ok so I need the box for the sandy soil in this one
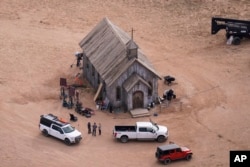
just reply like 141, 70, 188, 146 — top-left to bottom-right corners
0, 0, 250, 167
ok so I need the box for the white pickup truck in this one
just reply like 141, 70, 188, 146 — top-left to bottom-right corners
113, 121, 168, 143
39, 114, 82, 145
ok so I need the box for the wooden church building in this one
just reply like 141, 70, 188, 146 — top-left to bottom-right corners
79, 17, 161, 111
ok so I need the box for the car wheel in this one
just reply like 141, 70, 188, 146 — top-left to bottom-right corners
64, 138, 71, 146
186, 154, 192, 161
120, 135, 128, 143
232, 36, 241, 45
164, 158, 171, 165
42, 129, 49, 137
157, 135, 166, 143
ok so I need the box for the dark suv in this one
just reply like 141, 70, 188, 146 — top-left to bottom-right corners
155, 143, 193, 165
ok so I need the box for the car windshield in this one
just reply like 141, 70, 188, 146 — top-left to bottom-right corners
152, 123, 159, 131
62, 125, 75, 133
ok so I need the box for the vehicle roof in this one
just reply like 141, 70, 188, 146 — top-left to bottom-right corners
136, 122, 153, 126
157, 144, 180, 151
41, 114, 69, 127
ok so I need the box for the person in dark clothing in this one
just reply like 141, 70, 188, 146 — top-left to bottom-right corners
109, 103, 113, 113
76, 52, 83, 67
87, 122, 91, 134
60, 87, 65, 100
75, 90, 79, 103
98, 123, 101, 135
92, 122, 97, 136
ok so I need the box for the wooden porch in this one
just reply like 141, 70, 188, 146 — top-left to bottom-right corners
130, 108, 150, 118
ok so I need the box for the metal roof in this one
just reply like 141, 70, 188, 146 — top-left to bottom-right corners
79, 17, 161, 87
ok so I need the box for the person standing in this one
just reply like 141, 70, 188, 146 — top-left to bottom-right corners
87, 122, 91, 134
109, 103, 113, 113
92, 122, 97, 136
98, 123, 101, 135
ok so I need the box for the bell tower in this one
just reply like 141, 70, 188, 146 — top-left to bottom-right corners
127, 28, 138, 59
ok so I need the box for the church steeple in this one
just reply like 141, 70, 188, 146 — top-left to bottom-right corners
127, 28, 138, 59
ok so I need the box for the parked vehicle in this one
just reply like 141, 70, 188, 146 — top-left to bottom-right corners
211, 17, 250, 45
155, 143, 193, 165
113, 121, 168, 143
39, 113, 82, 145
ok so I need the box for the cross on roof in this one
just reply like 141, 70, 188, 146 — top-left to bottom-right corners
131, 28, 135, 40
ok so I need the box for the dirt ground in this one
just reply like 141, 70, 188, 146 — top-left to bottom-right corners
0, 0, 250, 167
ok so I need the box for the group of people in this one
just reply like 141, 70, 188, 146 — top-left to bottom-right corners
87, 122, 101, 136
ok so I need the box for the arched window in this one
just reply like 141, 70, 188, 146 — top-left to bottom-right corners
148, 81, 152, 96
116, 86, 121, 101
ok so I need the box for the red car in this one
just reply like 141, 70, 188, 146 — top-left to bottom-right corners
155, 143, 193, 165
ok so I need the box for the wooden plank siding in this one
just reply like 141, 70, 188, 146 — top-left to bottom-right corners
79, 17, 161, 111
105, 62, 158, 110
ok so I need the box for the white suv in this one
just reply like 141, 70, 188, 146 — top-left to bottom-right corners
39, 114, 82, 145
